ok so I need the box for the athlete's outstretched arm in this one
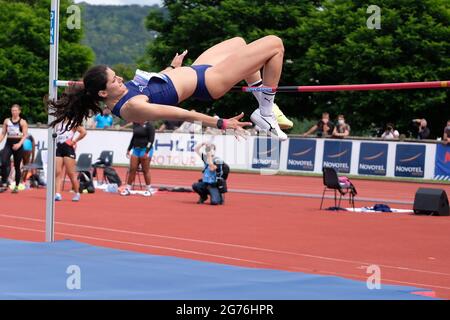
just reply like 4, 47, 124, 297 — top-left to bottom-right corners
120, 100, 252, 136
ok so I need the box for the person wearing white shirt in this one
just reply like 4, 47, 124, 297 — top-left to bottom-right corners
381, 123, 399, 140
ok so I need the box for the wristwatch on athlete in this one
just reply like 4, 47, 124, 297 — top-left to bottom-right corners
216, 118, 224, 129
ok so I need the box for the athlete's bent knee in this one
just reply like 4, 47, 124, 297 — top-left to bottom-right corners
231, 36, 246, 46
265, 35, 284, 52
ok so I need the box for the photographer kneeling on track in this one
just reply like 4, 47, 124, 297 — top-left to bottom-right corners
192, 142, 229, 205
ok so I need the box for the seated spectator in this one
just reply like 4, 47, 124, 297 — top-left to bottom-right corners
332, 114, 350, 139
412, 118, 430, 140
245, 127, 259, 136
94, 108, 113, 129
192, 142, 224, 205
82, 111, 96, 129
381, 123, 400, 140
157, 120, 183, 132
302, 112, 334, 137
444, 119, 450, 145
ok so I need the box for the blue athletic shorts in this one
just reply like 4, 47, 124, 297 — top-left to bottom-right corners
23, 139, 33, 151
132, 147, 154, 158
190, 64, 213, 101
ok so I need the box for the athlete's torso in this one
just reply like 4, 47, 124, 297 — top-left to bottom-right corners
112, 70, 179, 118
6, 118, 23, 141
56, 122, 76, 144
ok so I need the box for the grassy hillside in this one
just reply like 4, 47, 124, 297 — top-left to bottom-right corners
79, 3, 159, 66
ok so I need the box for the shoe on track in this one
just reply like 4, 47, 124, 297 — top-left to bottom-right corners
72, 193, 81, 202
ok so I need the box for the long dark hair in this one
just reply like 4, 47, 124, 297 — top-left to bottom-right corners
48, 65, 108, 131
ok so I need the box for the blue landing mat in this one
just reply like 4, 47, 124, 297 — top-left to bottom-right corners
0, 239, 435, 300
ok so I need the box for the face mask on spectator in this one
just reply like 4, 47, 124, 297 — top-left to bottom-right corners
338, 119, 345, 125
446, 125, 450, 131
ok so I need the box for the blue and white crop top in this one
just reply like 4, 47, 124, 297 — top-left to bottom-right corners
111, 70, 179, 118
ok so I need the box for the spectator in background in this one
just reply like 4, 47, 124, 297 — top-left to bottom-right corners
54, 120, 87, 202
302, 112, 334, 137
121, 121, 155, 196
412, 118, 430, 140
192, 142, 223, 205
21, 134, 36, 185
157, 120, 183, 132
94, 108, 113, 129
381, 123, 400, 140
332, 114, 350, 139
443, 119, 450, 145
83, 115, 96, 129
0, 104, 28, 193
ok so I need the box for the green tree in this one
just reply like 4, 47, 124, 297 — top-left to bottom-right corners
294, 0, 450, 136
112, 63, 136, 81
0, 0, 94, 124
80, 4, 159, 66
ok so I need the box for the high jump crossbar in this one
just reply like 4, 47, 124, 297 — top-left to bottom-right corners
55, 80, 450, 92
232, 81, 449, 92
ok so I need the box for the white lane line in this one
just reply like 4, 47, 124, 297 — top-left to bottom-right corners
1, 213, 450, 277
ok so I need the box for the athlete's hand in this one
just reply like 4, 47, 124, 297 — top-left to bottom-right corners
224, 113, 252, 140
12, 143, 21, 151
170, 50, 188, 68
65, 139, 77, 150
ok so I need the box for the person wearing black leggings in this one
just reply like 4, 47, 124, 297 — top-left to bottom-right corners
0, 104, 28, 193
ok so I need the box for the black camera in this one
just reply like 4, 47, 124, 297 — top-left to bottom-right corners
216, 178, 227, 193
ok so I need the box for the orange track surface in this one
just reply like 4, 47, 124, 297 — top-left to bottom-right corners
1, 168, 449, 298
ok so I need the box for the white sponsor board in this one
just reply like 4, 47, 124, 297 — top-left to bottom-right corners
1, 128, 437, 180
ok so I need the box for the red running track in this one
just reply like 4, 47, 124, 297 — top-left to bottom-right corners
0, 168, 449, 298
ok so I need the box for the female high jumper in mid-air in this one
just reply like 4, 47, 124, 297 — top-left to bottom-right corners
49, 36, 288, 140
